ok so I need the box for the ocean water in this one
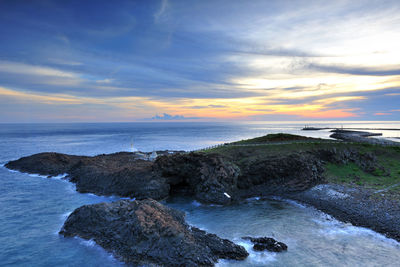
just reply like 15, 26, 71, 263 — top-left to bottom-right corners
0, 121, 400, 267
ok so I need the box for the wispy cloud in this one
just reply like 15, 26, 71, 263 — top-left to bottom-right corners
0, 61, 77, 78
0, 0, 400, 121
375, 112, 392, 115
154, 0, 169, 23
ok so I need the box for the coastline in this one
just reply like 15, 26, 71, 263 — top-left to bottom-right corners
287, 184, 400, 242
3, 132, 400, 265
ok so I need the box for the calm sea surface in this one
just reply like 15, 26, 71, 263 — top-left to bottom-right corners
0, 121, 399, 266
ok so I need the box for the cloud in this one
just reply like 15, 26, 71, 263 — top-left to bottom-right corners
190, 104, 226, 109
151, 113, 200, 120
308, 63, 400, 76
374, 112, 392, 115
96, 78, 113, 84
1, 0, 400, 122
0, 61, 77, 78
154, 0, 169, 23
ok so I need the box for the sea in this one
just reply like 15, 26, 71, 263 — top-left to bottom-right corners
0, 121, 400, 266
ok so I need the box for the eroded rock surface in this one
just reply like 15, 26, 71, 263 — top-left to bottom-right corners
6, 152, 170, 199
154, 153, 240, 205
236, 153, 324, 196
6, 150, 327, 204
59, 199, 248, 266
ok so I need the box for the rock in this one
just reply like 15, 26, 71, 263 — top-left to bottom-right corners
154, 152, 241, 205
242, 236, 288, 252
237, 153, 324, 193
5, 150, 326, 204
314, 148, 384, 175
59, 199, 248, 266
5, 152, 80, 176
6, 152, 170, 200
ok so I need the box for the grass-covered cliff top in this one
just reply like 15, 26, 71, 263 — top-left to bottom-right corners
203, 133, 400, 197
231, 133, 324, 144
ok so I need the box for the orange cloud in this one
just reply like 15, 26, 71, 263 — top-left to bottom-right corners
279, 109, 358, 118
374, 112, 392, 115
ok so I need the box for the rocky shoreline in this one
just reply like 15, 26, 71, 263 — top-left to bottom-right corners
288, 184, 400, 241
5, 133, 400, 265
60, 199, 248, 266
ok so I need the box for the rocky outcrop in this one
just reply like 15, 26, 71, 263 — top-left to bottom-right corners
330, 130, 398, 146
154, 153, 240, 205
5, 152, 81, 176
242, 236, 288, 252
236, 153, 324, 195
6, 150, 326, 204
314, 147, 388, 176
59, 199, 248, 266
6, 152, 170, 200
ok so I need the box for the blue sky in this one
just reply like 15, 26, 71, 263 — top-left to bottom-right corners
0, 0, 399, 122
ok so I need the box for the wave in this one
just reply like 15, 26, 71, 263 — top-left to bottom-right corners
217, 239, 277, 266
272, 196, 400, 247
245, 196, 261, 201
314, 214, 400, 246
271, 196, 307, 208
71, 236, 123, 265
191, 200, 202, 207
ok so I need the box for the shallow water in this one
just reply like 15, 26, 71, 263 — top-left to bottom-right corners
0, 121, 399, 266
167, 197, 400, 266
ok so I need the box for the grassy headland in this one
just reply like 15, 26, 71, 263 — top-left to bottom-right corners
203, 133, 400, 197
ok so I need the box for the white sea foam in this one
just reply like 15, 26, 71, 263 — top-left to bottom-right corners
28, 173, 49, 179
79, 238, 96, 247
271, 196, 307, 208
191, 200, 202, 207
52, 173, 68, 180
246, 196, 261, 201
61, 211, 72, 220
313, 210, 400, 247
217, 240, 277, 266
120, 197, 136, 201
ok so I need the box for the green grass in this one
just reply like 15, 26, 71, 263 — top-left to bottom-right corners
203, 133, 400, 190
324, 162, 395, 188
232, 133, 324, 144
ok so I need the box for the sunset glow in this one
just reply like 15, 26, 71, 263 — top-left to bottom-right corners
0, 0, 399, 122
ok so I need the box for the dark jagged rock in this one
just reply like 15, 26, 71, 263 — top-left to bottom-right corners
236, 153, 324, 193
59, 199, 248, 266
5, 152, 81, 177
154, 153, 240, 205
242, 236, 288, 252
6, 152, 170, 200
5, 150, 326, 204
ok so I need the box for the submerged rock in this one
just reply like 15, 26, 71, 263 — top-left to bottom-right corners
242, 236, 288, 252
59, 199, 248, 266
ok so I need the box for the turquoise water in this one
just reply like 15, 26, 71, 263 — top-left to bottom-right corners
1, 122, 399, 266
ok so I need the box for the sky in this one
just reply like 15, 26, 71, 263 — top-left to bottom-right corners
0, 0, 400, 122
